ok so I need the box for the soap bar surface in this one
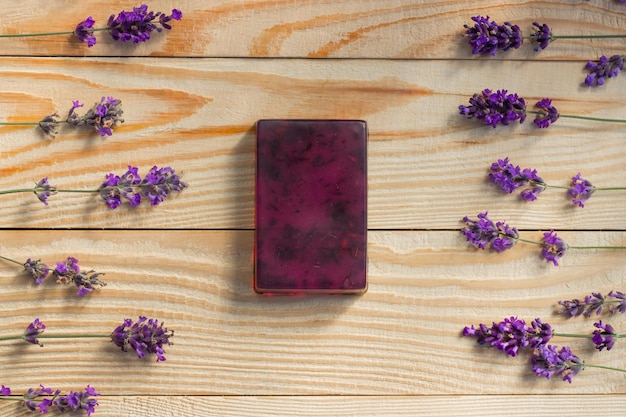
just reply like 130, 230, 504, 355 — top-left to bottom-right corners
255, 119, 367, 294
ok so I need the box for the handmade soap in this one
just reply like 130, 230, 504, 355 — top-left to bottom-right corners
255, 119, 367, 294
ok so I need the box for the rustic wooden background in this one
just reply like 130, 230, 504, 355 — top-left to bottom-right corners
0, 1, 625, 415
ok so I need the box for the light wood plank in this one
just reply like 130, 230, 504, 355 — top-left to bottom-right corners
2, 394, 626, 417
0, 230, 624, 395
0, 58, 624, 230
0, 1, 624, 59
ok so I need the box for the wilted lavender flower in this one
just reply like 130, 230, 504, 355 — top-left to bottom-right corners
68, 96, 124, 137
23, 258, 50, 284
110, 316, 174, 361
592, 320, 616, 351
33, 177, 57, 206
53, 257, 107, 297
531, 345, 583, 383
461, 212, 518, 252
463, 317, 553, 357
98, 165, 188, 209
558, 292, 607, 317
584, 54, 624, 87
74, 16, 97, 47
23, 318, 46, 346
529, 21, 552, 51
107, 5, 183, 44
1, 385, 10, 396
533, 98, 559, 128
38, 112, 60, 137
488, 157, 547, 201
459, 89, 526, 128
541, 230, 568, 266
463, 16, 522, 56
569, 173, 596, 208
23, 385, 98, 416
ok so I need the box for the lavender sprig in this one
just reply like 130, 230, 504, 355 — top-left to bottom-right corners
0, 4, 182, 47
0, 384, 99, 416
459, 89, 626, 128
0, 97, 124, 138
0, 165, 187, 209
585, 54, 624, 86
0, 317, 174, 361
488, 157, 626, 207
463, 15, 626, 55
558, 290, 626, 317
0, 254, 106, 295
461, 212, 626, 266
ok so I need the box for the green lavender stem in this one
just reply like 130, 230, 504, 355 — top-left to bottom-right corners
0, 334, 108, 343
526, 110, 626, 124
543, 184, 626, 192
524, 35, 626, 40
516, 237, 626, 250
0, 188, 99, 196
0, 255, 24, 267
0, 27, 110, 39
582, 363, 626, 374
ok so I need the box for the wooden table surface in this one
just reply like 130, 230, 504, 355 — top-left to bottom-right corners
0, 1, 625, 415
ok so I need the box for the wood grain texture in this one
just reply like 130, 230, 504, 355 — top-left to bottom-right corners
0, 58, 624, 229
0, 1, 624, 59
3, 395, 626, 417
0, 230, 625, 398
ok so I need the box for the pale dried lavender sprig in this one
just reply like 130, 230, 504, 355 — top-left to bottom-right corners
0, 317, 174, 361
0, 4, 182, 47
488, 157, 626, 207
0, 165, 187, 209
0, 97, 124, 138
0, 384, 99, 416
558, 290, 626, 317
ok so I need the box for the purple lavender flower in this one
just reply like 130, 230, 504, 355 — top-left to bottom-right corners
463, 317, 553, 357
68, 96, 124, 137
531, 345, 583, 383
592, 320, 616, 351
608, 290, 626, 314
33, 177, 57, 206
23, 385, 98, 416
463, 16, 522, 56
110, 316, 174, 362
459, 89, 526, 128
1, 385, 10, 396
461, 212, 519, 252
74, 16, 97, 47
98, 165, 188, 209
23, 318, 46, 346
569, 173, 595, 208
529, 21, 552, 51
558, 292, 607, 317
53, 257, 107, 297
541, 230, 568, 266
52, 385, 100, 417
488, 157, 547, 201
23, 258, 50, 284
107, 5, 183, 44
533, 98, 559, 128
584, 54, 624, 87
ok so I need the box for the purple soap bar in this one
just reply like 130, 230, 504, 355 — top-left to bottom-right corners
255, 119, 367, 294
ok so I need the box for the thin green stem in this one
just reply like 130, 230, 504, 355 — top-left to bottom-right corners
0, 121, 40, 126
0, 255, 24, 267
543, 184, 626, 191
0, 397, 22, 402
524, 35, 626, 40
0, 334, 108, 343
583, 363, 626, 374
0, 188, 99, 196
526, 110, 626, 124
512, 237, 626, 250
0, 27, 110, 39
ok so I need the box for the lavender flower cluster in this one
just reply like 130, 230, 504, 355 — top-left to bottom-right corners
74, 4, 182, 47
458, 89, 559, 128
1, 384, 99, 416
489, 157, 597, 207
462, 212, 568, 266
39, 96, 124, 138
23, 256, 106, 296
464, 316, 621, 382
